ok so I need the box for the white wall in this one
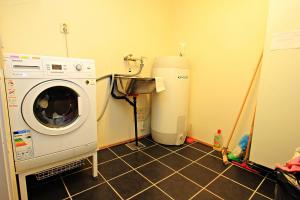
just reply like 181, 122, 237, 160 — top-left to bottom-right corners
0, 0, 173, 147
171, 0, 269, 149
250, 0, 300, 168
0, 0, 271, 150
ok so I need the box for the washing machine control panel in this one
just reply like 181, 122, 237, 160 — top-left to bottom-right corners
4, 54, 96, 78
44, 59, 95, 77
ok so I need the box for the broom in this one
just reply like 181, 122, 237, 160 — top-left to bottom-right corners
231, 106, 259, 173
222, 52, 263, 165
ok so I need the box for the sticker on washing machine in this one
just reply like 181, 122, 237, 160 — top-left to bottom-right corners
6, 80, 18, 108
7, 80, 15, 88
13, 130, 34, 161
7, 97, 17, 108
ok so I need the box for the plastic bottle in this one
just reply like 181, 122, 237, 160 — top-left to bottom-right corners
213, 129, 223, 151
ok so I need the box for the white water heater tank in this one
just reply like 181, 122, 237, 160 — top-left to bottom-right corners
151, 56, 190, 145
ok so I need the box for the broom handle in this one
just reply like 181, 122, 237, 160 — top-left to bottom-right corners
244, 106, 257, 162
224, 53, 263, 149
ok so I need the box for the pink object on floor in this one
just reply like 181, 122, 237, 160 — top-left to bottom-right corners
276, 156, 300, 172
232, 161, 260, 174
186, 137, 195, 144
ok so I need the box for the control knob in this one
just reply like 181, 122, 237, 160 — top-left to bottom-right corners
75, 64, 82, 71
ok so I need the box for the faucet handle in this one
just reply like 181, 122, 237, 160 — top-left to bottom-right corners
124, 54, 134, 61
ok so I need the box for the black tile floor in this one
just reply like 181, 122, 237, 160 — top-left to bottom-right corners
26, 137, 276, 200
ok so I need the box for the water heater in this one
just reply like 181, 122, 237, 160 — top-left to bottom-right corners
151, 56, 190, 145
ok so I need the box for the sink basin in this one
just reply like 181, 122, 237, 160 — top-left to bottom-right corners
114, 76, 156, 95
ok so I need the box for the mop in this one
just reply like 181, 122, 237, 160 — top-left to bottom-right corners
222, 52, 263, 165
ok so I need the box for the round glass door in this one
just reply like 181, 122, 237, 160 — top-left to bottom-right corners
22, 80, 90, 136
33, 86, 79, 128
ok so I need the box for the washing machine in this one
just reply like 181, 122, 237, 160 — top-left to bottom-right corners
3, 54, 97, 173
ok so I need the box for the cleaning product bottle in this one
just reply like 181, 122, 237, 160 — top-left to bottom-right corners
213, 129, 223, 151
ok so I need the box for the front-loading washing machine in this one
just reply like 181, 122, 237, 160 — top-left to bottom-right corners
3, 54, 97, 173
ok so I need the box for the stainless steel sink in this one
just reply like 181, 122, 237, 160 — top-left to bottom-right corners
114, 76, 156, 95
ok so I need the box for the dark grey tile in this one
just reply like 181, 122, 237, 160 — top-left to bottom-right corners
63, 168, 104, 195
157, 173, 200, 200
176, 146, 206, 160
160, 144, 186, 151
142, 145, 171, 159
110, 144, 134, 156
192, 189, 221, 200
210, 150, 222, 159
207, 176, 252, 200
179, 163, 218, 187
257, 178, 276, 199
98, 158, 132, 180
122, 151, 153, 168
251, 193, 270, 200
159, 153, 192, 170
27, 178, 68, 200
266, 172, 276, 181
109, 171, 151, 199
198, 155, 230, 173
89, 149, 117, 164
72, 183, 121, 200
145, 134, 154, 141
191, 143, 213, 153
139, 137, 155, 147
137, 161, 174, 183
223, 165, 264, 190
26, 174, 60, 188
131, 186, 172, 200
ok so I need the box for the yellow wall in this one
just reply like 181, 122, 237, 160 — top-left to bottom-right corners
0, 0, 269, 149
0, 0, 173, 147
171, 0, 269, 148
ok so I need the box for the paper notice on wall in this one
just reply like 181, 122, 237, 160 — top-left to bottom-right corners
271, 30, 300, 50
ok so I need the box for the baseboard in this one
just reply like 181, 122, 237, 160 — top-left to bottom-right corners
98, 134, 151, 150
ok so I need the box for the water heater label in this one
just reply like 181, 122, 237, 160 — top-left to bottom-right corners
13, 129, 34, 160
177, 75, 188, 79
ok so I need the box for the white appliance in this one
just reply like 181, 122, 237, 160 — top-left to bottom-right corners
0, 78, 13, 200
151, 56, 190, 145
3, 54, 97, 173
250, 1, 300, 168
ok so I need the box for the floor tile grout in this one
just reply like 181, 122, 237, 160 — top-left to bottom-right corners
248, 176, 267, 200
203, 188, 224, 200
85, 158, 125, 200
255, 192, 273, 200
171, 147, 269, 197
189, 164, 233, 200
107, 147, 175, 200
140, 145, 224, 199
60, 176, 73, 200
221, 175, 256, 191
108, 140, 263, 200
35, 139, 275, 200
68, 181, 106, 198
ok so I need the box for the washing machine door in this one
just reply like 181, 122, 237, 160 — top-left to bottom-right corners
22, 80, 90, 136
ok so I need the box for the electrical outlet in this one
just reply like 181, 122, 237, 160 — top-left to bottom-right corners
60, 23, 69, 34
